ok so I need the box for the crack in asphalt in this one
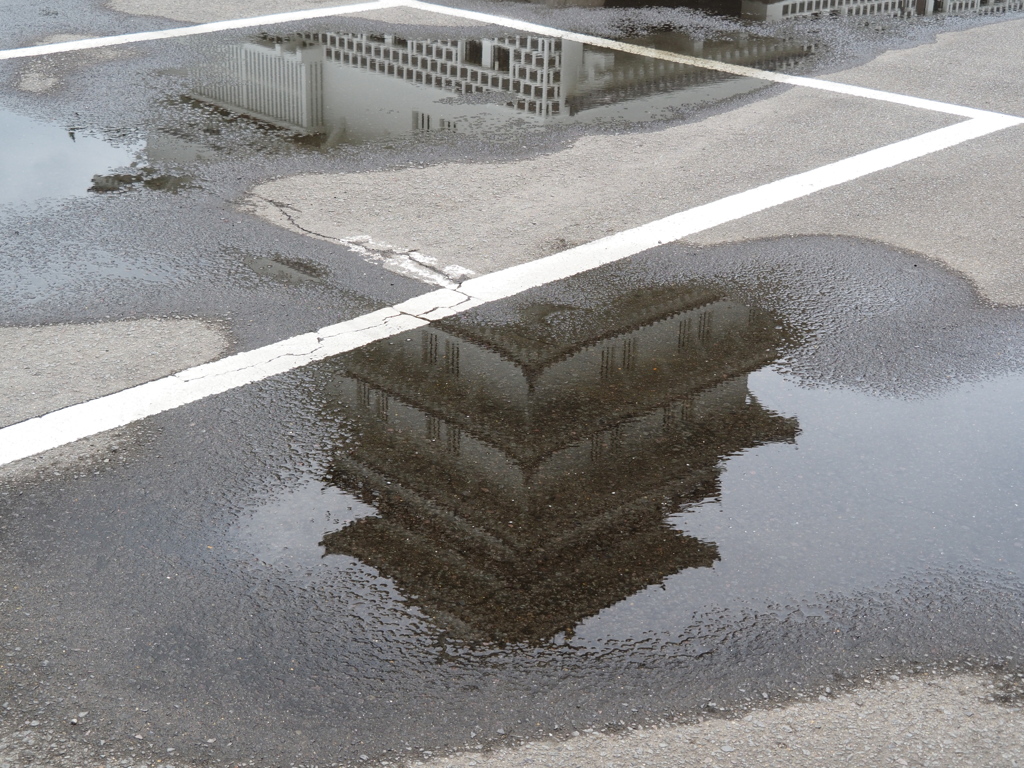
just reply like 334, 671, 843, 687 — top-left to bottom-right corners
252, 194, 334, 242
251, 194, 462, 289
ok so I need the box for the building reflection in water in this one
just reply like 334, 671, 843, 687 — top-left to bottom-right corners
524, 0, 1023, 22
319, 284, 799, 644
740, 0, 1022, 21
190, 30, 811, 141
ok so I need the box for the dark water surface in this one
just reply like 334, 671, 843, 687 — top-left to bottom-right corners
2, 229, 1023, 765
1, 4, 1022, 763
234, 273, 1023, 652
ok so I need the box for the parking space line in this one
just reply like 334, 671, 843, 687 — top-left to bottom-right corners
0, 0, 1017, 122
403, 0, 1018, 121
0, 0, 401, 60
456, 115, 1023, 303
1, 113, 1020, 469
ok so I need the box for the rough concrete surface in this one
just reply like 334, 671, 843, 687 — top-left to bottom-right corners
826, 17, 1024, 118
0, 318, 228, 428
0, 671, 1019, 768
0, 429, 134, 485
248, 18, 1024, 305
423, 673, 1024, 768
687, 18, 1024, 305
106, 0, 487, 26
106, 0, 362, 24
688, 124, 1024, 305
0, 319, 227, 482
15, 34, 124, 93
346, 6, 491, 27
247, 88, 950, 274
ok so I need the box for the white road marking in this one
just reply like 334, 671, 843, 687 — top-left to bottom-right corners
457, 115, 1023, 303
0, 0, 1018, 122
1, 114, 1020, 468
0, 0, 401, 60
0, 309, 428, 468
402, 0, 1020, 121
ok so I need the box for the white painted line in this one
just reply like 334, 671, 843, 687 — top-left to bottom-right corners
403, 0, 1019, 121
0, 0, 1017, 122
0, 309, 428, 468
0, 0, 398, 60
459, 114, 1024, 303
1, 114, 1020, 469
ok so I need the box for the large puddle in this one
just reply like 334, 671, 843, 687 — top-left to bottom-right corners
184, 28, 809, 147
0, 24, 813, 205
324, 286, 793, 644
233, 273, 1024, 650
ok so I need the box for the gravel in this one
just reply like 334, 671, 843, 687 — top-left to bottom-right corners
1, 673, 1020, 767
424, 673, 1024, 768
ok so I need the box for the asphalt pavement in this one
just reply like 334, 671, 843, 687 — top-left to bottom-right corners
1, 1, 1023, 766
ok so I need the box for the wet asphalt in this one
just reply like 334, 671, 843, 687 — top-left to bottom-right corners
2, 2, 1024, 767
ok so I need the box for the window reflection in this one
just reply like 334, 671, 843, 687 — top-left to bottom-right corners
319, 283, 799, 643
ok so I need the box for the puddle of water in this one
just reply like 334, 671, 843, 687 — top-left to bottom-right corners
186, 29, 809, 146
580, 366, 1024, 643
245, 254, 329, 285
231, 480, 377, 570
310, 285, 797, 644
0, 108, 139, 208
235, 276, 1024, 649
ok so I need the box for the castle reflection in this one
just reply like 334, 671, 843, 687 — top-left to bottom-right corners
320, 283, 799, 643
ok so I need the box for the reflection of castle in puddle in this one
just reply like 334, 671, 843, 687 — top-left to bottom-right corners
320, 285, 799, 643
191, 30, 811, 140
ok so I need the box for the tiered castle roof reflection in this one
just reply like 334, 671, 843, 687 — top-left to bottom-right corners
320, 283, 799, 643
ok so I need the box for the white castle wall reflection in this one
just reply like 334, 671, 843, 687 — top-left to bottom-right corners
742, 0, 1022, 20
192, 31, 811, 140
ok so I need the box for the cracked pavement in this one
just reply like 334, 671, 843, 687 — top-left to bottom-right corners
2, 1, 1024, 767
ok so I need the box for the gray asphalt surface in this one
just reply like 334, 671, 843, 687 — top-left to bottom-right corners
1, 1, 1023, 767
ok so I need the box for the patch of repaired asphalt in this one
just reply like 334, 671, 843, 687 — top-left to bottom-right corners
688, 125, 1024, 306
426, 673, 1024, 768
106, 0, 491, 26
246, 88, 952, 278
0, 319, 228, 481
686, 19, 1024, 305
342, 6, 492, 27
825, 16, 1024, 117
0, 318, 229, 428
105, 0, 361, 25
245, 18, 1024, 304
0, 318, 228, 480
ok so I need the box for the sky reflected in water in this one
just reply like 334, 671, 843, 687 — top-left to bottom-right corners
0, 108, 137, 208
